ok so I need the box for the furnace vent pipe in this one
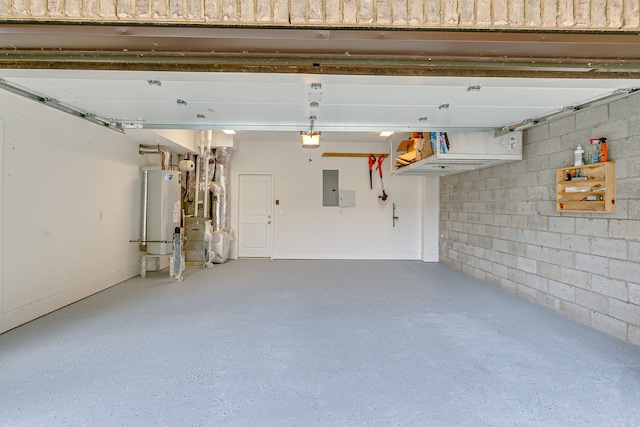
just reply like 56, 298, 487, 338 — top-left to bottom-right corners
203, 130, 213, 218
140, 170, 149, 251
194, 131, 207, 217
139, 144, 171, 170
213, 147, 232, 232
209, 180, 223, 221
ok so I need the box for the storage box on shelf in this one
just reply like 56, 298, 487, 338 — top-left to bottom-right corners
389, 131, 523, 176
556, 161, 616, 213
394, 132, 434, 167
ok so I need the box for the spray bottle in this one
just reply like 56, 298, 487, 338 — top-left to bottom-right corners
574, 144, 585, 166
599, 137, 608, 162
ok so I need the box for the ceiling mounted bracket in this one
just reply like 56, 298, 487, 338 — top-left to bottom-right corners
0, 78, 123, 133
495, 86, 640, 136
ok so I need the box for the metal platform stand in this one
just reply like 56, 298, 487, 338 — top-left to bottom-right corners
140, 254, 172, 278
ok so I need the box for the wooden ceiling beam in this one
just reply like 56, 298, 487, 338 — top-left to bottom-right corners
2, 24, 640, 78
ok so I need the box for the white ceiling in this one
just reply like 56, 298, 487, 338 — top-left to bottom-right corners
1, 69, 639, 150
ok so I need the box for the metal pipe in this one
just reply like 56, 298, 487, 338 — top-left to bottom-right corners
203, 130, 213, 218
139, 144, 171, 170
213, 146, 232, 232
140, 170, 148, 251
210, 180, 223, 230
194, 131, 205, 216
193, 156, 201, 217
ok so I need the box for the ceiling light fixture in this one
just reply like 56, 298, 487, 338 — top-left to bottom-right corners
301, 115, 321, 148
223, 130, 236, 135
380, 131, 394, 137
301, 132, 320, 148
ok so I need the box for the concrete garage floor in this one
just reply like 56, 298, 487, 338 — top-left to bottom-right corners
1, 260, 639, 426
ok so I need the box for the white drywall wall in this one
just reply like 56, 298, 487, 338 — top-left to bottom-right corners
422, 175, 440, 262
231, 139, 436, 260
0, 119, 4, 333
0, 91, 145, 332
151, 129, 197, 152
0, 92, 440, 332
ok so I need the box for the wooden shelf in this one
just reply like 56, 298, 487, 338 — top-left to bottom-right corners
556, 162, 615, 213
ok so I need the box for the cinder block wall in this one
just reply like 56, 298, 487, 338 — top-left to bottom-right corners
0, 0, 637, 29
439, 93, 640, 346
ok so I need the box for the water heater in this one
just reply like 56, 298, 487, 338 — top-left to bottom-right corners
143, 168, 181, 255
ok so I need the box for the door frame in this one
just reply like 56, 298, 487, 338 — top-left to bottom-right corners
236, 171, 274, 259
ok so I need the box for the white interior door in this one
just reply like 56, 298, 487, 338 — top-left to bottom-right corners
238, 173, 273, 258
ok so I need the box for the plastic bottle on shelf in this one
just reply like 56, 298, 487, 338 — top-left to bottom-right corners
574, 144, 584, 166
588, 138, 600, 164
599, 138, 608, 162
